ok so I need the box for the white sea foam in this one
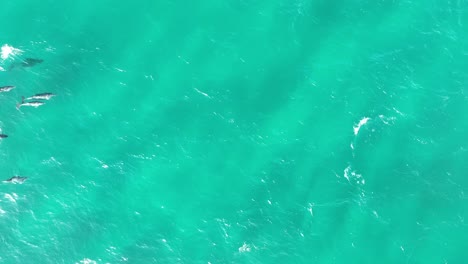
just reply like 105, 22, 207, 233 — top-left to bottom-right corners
343, 165, 365, 185
77, 258, 97, 264
4, 193, 16, 203
194, 88, 211, 98
343, 166, 351, 181
393, 107, 404, 116
307, 203, 314, 216
353, 117, 369, 136
378, 114, 396, 125
238, 243, 251, 253
1, 44, 23, 60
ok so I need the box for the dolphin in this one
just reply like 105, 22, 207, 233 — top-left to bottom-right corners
16, 96, 44, 109
3, 176, 27, 184
26, 93, 55, 100
0, 86, 15, 92
21, 58, 43, 67
8, 58, 43, 70
17, 101, 44, 108
0, 134, 7, 138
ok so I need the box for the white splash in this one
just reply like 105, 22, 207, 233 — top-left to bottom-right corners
238, 243, 251, 253
41, 156, 62, 166
4, 193, 16, 203
307, 203, 314, 216
373, 210, 379, 218
393, 107, 405, 116
344, 166, 351, 181
194, 88, 211, 98
353, 117, 370, 136
78, 259, 97, 264
1, 44, 23, 60
378, 114, 396, 125
92, 157, 108, 169
144, 74, 154, 80
343, 165, 365, 185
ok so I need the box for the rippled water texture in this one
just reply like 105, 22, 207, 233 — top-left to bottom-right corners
0, 1, 467, 263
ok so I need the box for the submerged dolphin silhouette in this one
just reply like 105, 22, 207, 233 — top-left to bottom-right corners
21, 58, 43, 67
8, 58, 44, 70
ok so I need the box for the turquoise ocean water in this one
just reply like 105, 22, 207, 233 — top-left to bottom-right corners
0, 1, 467, 263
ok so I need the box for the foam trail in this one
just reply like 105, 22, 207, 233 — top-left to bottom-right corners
194, 88, 211, 98
353, 117, 369, 136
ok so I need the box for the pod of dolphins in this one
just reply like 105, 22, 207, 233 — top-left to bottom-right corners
1, 57, 53, 184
